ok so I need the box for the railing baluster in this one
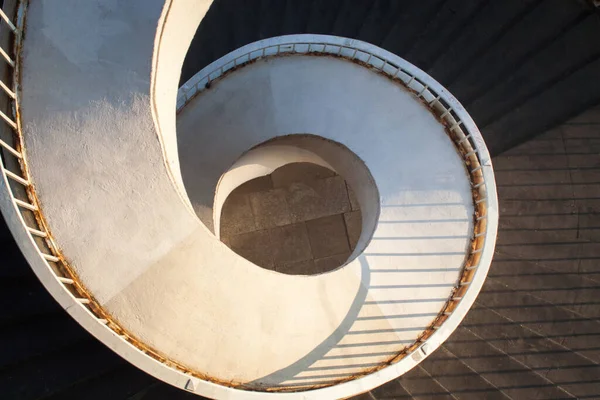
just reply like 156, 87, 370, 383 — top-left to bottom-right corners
0, 109, 17, 129
14, 198, 37, 211
0, 138, 21, 158
58, 276, 74, 284
0, 46, 14, 67
27, 226, 47, 238
0, 8, 17, 32
3, 168, 29, 186
42, 253, 60, 262
0, 79, 15, 99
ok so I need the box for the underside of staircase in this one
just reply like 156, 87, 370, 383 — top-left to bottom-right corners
1, 1, 600, 399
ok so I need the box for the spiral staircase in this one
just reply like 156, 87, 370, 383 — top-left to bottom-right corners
1, 1, 599, 399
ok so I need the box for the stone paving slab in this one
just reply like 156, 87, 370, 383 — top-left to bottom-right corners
270, 222, 312, 266
228, 230, 274, 269
271, 162, 336, 188
344, 211, 362, 249
220, 194, 255, 237
249, 188, 292, 230
306, 214, 350, 259
286, 176, 351, 223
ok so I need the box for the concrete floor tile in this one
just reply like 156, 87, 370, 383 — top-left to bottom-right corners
228, 230, 274, 269
371, 378, 412, 399
269, 222, 312, 265
219, 193, 255, 237
234, 175, 273, 194
344, 211, 362, 250
347, 183, 361, 211
286, 176, 351, 223
421, 347, 508, 400
314, 252, 351, 272
271, 162, 336, 188
306, 215, 350, 259
398, 366, 455, 399
249, 188, 292, 229
277, 259, 320, 276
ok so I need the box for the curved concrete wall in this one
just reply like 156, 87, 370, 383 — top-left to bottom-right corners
13, 0, 497, 394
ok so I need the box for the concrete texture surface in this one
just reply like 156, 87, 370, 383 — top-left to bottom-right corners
19, 20, 483, 394
220, 162, 361, 274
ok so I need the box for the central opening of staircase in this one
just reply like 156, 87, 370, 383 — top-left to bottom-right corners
219, 161, 363, 275
213, 134, 379, 275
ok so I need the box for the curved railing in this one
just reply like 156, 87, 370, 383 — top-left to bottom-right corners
0, 0, 121, 331
178, 36, 498, 366
0, 3, 498, 395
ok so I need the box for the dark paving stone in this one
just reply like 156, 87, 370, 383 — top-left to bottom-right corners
397, 365, 455, 399
306, 215, 350, 259
277, 259, 319, 275
444, 328, 577, 399
233, 175, 273, 195
219, 193, 255, 237
421, 346, 508, 400
314, 252, 351, 272
462, 305, 600, 396
269, 222, 312, 266
228, 230, 274, 269
475, 279, 600, 363
350, 392, 376, 400
249, 188, 292, 229
347, 182, 361, 211
344, 211, 362, 250
286, 176, 351, 223
271, 162, 336, 188
371, 377, 412, 399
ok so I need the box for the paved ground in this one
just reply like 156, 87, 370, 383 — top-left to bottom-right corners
220, 162, 362, 274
